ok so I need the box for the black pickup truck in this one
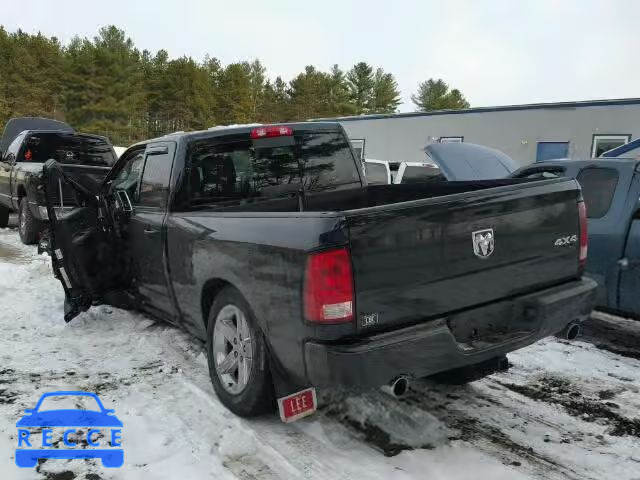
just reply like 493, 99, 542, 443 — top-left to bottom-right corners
0, 117, 116, 244
43, 122, 596, 419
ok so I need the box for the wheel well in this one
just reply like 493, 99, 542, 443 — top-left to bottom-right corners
201, 279, 233, 328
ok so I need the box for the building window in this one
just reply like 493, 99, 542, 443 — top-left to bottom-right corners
536, 142, 569, 162
591, 134, 631, 157
350, 139, 365, 160
439, 136, 463, 143
576, 167, 619, 218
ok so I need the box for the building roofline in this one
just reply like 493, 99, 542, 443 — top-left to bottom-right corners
312, 97, 640, 123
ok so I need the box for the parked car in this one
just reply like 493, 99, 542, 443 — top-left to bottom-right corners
393, 162, 442, 184
363, 159, 392, 185
514, 158, 640, 318
0, 117, 117, 244
43, 122, 596, 419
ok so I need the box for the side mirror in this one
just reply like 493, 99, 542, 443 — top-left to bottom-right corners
23, 409, 35, 414
104, 409, 115, 415
116, 190, 133, 213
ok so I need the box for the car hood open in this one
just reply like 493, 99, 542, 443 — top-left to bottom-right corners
0, 117, 74, 157
424, 143, 518, 181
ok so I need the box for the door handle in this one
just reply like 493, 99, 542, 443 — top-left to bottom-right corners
143, 228, 159, 235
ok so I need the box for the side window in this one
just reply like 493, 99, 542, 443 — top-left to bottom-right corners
4, 134, 24, 162
350, 139, 365, 160
137, 146, 174, 208
576, 167, 619, 218
110, 150, 145, 201
591, 134, 630, 157
186, 140, 251, 207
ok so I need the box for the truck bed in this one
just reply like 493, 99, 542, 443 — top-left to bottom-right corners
170, 176, 582, 340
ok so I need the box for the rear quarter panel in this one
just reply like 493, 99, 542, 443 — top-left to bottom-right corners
166, 213, 353, 384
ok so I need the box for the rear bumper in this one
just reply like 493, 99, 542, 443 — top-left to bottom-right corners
304, 278, 597, 388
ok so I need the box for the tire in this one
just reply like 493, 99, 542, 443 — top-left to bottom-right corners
18, 199, 40, 245
206, 286, 275, 417
0, 204, 8, 228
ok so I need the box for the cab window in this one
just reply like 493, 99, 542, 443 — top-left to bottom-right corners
181, 130, 360, 210
137, 147, 174, 208
576, 167, 619, 218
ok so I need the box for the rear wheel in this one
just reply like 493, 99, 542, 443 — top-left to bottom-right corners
18, 199, 40, 245
0, 205, 8, 228
206, 287, 274, 417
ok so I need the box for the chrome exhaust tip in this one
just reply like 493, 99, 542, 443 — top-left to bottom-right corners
557, 321, 582, 341
380, 376, 410, 398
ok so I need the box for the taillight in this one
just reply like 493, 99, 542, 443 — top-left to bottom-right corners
304, 247, 354, 324
251, 125, 293, 139
578, 200, 588, 268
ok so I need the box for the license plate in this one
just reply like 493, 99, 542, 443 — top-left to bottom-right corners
277, 388, 317, 423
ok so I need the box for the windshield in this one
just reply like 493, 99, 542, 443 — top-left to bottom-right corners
21, 133, 116, 166
365, 162, 389, 184
37, 395, 102, 412
186, 130, 361, 206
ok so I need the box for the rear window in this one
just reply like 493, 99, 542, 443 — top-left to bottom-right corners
21, 133, 116, 166
365, 162, 389, 185
399, 165, 443, 184
185, 130, 361, 207
576, 167, 619, 218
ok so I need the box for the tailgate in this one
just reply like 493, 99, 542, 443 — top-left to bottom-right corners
346, 178, 582, 333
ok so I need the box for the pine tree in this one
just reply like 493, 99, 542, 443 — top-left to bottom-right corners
288, 66, 335, 120
372, 68, 401, 114
259, 76, 290, 122
328, 65, 354, 116
248, 59, 266, 120
64, 26, 146, 144
411, 78, 469, 111
215, 62, 254, 124
346, 62, 375, 114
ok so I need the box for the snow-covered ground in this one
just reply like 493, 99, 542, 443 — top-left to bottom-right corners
1, 226, 639, 480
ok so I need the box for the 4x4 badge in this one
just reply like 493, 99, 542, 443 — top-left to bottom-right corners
472, 228, 494, 258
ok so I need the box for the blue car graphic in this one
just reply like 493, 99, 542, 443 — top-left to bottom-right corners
15, 391, 123, 468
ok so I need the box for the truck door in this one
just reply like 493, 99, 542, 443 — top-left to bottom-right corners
575, 164, 633, 310
617, 172, 640, 314
0, 133, 25, 209
43, 161, 128, 322
124, 142, 178, 322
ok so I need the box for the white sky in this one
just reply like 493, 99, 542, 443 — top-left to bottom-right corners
3, 0, 638, 112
